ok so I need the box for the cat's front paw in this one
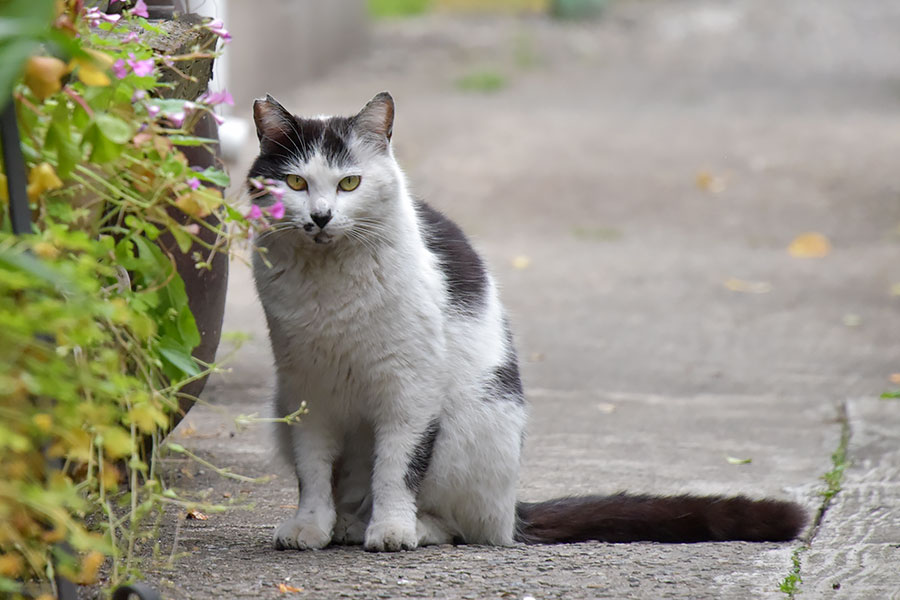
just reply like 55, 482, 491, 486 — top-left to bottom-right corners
364, 518, 418, 552
273, 517, 332, 550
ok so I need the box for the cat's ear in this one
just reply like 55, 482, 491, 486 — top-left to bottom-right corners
253, 94, 293, 153
352, 92, 394, 150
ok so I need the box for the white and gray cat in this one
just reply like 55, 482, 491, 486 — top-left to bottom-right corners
248, 92, 805, 552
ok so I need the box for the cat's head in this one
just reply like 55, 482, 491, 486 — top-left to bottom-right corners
247, 92, 398, 247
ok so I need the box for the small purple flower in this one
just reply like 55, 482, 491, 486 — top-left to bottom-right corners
205, 19, 232, 43
198, 88, 234, 107
124, 31, 140, 43
249, 178, 264, 190
187, 177, 201, 191
126, 53, 154, 77
132, 0, 149, 18
131, 89, 147, 102
84, 7, 122, 27
113, 59, 128, 79
268, 201, 285, 220
147, 105, 160, 117
267, 185, 285, 202
247, 205, 264, 220
167, 112, 186, 127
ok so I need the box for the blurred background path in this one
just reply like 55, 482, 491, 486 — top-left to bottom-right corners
142, 1, 900, 597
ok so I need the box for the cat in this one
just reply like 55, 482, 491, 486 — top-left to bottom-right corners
247, 92, 807, 552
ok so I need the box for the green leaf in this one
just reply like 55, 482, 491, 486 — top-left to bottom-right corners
168, 135, 218, 147
882, 390, 900, 399
725, 456, 752, 465
176, 304, 201, 348
166, 442, 185, 453
158, 339, 201, 378
94, 113, 133, 144
193, 167, 230, 188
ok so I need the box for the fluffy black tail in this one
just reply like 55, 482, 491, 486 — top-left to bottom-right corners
515, 493, 807, 544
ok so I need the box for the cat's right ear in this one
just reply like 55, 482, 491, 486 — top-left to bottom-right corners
253, 94, 293, 153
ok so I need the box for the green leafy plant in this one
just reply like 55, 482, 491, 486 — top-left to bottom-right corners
0, 0, 257, 595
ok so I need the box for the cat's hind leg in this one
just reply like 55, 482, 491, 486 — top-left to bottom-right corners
332, 425, 374, 545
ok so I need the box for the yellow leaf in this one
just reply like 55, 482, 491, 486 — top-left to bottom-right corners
723, 278, 772, 294
278, 583, 303, 593
695, 170, 726, 194
175, 191, 211, 218
99, 426, 134, 459
788, 232, 830, 258
0, 553, 24, 577
512, 255, 531, 270
128, 402, 168, 434
186, 509, 209, 521
100, 461, 120, 490
27, 162, 64, 202
69, 50, 114, 88
75, 62, 111, 87
32, 413, 53, 433
890, 373, 900, 384
0, 172, 7, 203
24, 55, 67, 100
33, 241, 60, 259
75, 551, 105, 585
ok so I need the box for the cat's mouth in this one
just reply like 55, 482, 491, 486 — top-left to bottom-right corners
313, 231, 334, 245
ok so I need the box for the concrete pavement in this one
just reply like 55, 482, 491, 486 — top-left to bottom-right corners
137, 1, 900, 597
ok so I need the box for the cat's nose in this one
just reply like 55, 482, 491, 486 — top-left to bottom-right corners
310, 211, 333, 229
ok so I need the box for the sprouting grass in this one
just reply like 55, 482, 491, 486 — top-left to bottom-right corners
778, 404, 851, 597
456, 69, 507, 92
368, 0, 430, 18
779, 548, 803, 596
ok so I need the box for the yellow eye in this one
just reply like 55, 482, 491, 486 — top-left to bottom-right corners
285, 174, 307, 191
338, 175, 360, 192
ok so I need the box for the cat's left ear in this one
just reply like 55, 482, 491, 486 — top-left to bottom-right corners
352, 92, 394, 150
253, 94, 293, 153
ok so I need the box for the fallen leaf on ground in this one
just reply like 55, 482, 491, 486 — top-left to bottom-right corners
890, 283, 900, 297
278, 583, 303, 593
842, 314, 861, 327
512, 255, 531, 270
723, 278, 772, 294
186, 509, 208, 520
695, 170, 727, 193
890, 374, 900, 384
726, 456, 752, 465
788, 232, 830, 258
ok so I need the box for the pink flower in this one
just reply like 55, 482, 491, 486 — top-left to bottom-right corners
247, 205, 263, 220
147, 105, 160, 117
167, 112, 186, 127
84, 7, 121, 27
267, 185, 285, 201
124, 31, 140, 43
131, 89, 147, 102
184, 223, 200, 235
112, 59, 128, 79
267, 201, 285, 220
205, 19, 232, 43
249, 178, 264, 190
132, 0, 149, 18
198, 88, 234, 107
187, 177, 201, 191
126, 53, 154, 77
